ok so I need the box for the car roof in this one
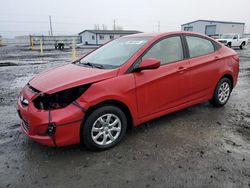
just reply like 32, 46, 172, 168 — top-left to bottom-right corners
122, 31, 210, 40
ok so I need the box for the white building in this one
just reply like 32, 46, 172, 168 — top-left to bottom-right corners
78, 30, 141, 45
181, 20, 245, 36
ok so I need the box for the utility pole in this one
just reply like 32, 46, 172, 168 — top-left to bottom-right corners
113, 19, 116, 30
49, 16, 53, 36
158, 21, 160, 32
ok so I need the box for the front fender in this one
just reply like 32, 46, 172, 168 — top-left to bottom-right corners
76, 73, 139, 125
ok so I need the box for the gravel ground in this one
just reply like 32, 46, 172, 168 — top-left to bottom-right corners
0, 45, 250, 188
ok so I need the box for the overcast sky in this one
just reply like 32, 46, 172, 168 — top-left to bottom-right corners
1, 0, 250, 38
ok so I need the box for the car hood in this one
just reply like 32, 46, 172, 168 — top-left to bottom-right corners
29, 64, 118, 94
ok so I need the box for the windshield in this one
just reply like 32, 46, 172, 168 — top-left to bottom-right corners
79, 37, 149, 69
219, 34, 234, 39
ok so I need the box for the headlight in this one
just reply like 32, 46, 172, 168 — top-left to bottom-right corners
33, 84, 91, 110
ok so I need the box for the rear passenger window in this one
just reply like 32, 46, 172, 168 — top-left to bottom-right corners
186, 36, 215, 58
142, 36, 183, 65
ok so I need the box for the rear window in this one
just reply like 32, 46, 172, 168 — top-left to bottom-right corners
186, 36, 215, 58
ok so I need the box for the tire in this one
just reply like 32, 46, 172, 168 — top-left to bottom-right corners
210, 78, 232, 107
226, 42, 231, 48
240, 42, 245, 50
82, 105, 127, 151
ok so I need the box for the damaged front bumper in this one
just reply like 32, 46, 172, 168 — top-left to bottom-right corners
17, 86, 87, 147
20, 119, 55, 146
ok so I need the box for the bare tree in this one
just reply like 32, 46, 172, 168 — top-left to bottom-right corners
102, 24, 107, 30
94, 24, 100, 30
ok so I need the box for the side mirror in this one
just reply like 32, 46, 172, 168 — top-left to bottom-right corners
137, 58, 160, 71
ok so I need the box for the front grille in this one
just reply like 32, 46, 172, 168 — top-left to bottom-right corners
18, 110, 29, 132
22, 120, 29, 132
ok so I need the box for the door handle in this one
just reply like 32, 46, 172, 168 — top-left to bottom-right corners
178, 66, 185, 70
177, 66, 186, 73
214, 56, 221, 60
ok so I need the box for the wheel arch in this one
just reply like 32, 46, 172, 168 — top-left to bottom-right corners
211, 73, 234, 99
210, 74, 233, 107
227, 41, 232, 46
222, 74, 234, 88
80, 99, 134, 138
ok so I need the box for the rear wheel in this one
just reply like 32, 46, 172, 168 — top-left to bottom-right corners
240, 42, 245, 49
82, 105, 127, 151
210, 78, 232, 107
226, 42, 231, 48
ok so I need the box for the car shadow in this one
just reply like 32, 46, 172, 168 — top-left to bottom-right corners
21, 101, 216, 155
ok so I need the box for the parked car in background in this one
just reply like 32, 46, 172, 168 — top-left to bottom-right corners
217, 33, 248, 49
54, 41, 65, 50
17, 31, 239, 151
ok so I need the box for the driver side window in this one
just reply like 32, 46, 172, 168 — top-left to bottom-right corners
142, 36, 184, 65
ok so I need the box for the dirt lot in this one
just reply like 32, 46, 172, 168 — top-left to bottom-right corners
0, 44, 250, 188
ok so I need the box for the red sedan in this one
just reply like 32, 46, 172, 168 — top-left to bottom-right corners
17, 31, 239, 151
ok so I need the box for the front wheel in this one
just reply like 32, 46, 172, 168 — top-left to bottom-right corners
82, 105, 127, 151
210, 78, 232, 107
226, 42, 231, 48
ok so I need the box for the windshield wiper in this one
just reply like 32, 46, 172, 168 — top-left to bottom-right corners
80, 61, 104, 69
83, 61, 94, 68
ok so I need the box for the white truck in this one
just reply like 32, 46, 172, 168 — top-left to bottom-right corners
216, 33, 248, 49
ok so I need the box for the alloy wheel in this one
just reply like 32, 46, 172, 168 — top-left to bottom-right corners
218, 82, 230, 104
91, 113, 122, 146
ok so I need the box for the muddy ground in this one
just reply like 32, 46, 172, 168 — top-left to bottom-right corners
0, 44, 250, 188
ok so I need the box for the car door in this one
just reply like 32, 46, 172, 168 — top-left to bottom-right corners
133, 35, 191, 118
232, 34, 240, 46
184, 35, 220, 101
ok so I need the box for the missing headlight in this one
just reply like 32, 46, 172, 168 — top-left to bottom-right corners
33, 84, 91, 110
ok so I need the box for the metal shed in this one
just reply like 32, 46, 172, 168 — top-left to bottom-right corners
181, 20, 245, 36
78, 30, 141, 45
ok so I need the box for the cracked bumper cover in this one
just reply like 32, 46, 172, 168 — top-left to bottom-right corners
17, 88, 86, 147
